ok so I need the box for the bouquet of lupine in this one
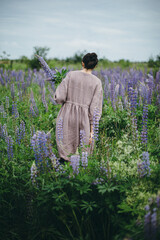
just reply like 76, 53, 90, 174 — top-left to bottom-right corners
35, 54, 68, 86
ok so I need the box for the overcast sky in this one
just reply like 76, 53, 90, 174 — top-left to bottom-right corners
0, 0, 160, 61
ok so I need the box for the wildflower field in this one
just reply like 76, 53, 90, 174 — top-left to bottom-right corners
0, 66, 160, 240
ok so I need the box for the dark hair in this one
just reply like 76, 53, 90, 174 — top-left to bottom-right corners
82, 52, 98, 70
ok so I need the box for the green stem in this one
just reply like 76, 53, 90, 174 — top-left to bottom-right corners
65, 222, 75, 240
71, 208, 83, 237
61, 189, 83, 237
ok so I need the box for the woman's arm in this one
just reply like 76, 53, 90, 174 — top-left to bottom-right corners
54, 72, 70, 104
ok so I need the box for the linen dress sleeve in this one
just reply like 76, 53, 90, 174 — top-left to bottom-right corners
54, 72, 70, 104
88, 80, 103, 125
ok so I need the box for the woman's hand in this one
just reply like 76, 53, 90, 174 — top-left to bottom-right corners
89, 131, 94, 145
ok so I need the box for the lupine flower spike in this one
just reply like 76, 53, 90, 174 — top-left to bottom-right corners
80, 129, 87, 149
70, 154, 80, 175
92, 107, 100, 141
137, 151, 151, 177
141, 103, 148, 148
35, 54, 55, 81
57, 117, 63, 143
81, 151, 88, 169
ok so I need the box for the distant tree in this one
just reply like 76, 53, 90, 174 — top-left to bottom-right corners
148, 56, 155, 68
29, 46, 50, 70
148, 54, 160, 68
20, 55, 29, 63
72, 50, 87, 63
0, 51, 10, 60
156, 54, 160, 63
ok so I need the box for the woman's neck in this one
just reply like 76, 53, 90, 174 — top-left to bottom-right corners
81, 68, 92, 74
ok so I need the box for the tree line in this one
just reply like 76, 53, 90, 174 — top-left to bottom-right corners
0, 46, 160, 70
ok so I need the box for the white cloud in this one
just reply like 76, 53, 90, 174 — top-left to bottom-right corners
64, 39, 109, 49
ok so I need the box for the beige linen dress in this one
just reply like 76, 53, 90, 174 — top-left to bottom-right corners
53, 70, 103, 161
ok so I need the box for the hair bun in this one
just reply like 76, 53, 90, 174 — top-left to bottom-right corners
90, 53, 97, 61
82, 52, 98, 70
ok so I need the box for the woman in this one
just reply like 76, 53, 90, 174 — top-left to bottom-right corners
53, 52, 103, 163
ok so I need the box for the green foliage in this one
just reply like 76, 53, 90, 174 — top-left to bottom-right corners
0, 67, 160, 240
118, 59, 131, 68
0, 50, 10, 60
148, 53, 160, 70
54, 68, 68, 87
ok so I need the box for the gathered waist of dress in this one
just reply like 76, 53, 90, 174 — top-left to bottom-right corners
65, 100, 89, 109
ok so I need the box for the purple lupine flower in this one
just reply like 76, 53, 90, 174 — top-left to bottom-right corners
137, 152, 151, 178
129, 87, 138, 116
117, 99, 123, 111
37, 131, 49, 159
57, 117, 63, 143
18, 90, 22, 101
48, 85, 57, 105
146, 73, 154, 105
49, 95, 57, 105
47, 139, 65, 172
0, 124, 8, 142
70, 154, 80, 175
103, 74, 110, 100
132, 117, 139, 142
12, 101, 19, 118
141, 104, 148, 147
6, 135, 14, 160
29, 104, 37, 117
81, 151, 88, 169
31, 131, 46, 169
15, 126, 21, 145
0, 104, 6, 119
128, 81, 133, 103
151, 208, 157, 240
5, 96, 9, 109
156, 196, 160, 208
92, 108, 100, 141
92, 178, 105, 185
0, 103, 4, 114
144, 193, 160, 240
80, 129, 86, 148
50, 81, 56, 92
31, 130, 54, 171
42, 87, 48, 112
35, 54, 55, 80
31, 161, 38, 186
0, 123, 2, 138
0, 74, 5, 86
30, 126, 35, 137
30, 89, 39, 115
110, 76, 116, 111
20, 120, 25, 139
39, 79, 45, 94
145, 205, 150, 211
100, 160, 111, 178
144, 211, 151, 239
3, 111, 7, 118
50, 157, 64, 172
11, 83, 15, 100
48, 84, 54, 95
21, 81, 26, 95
